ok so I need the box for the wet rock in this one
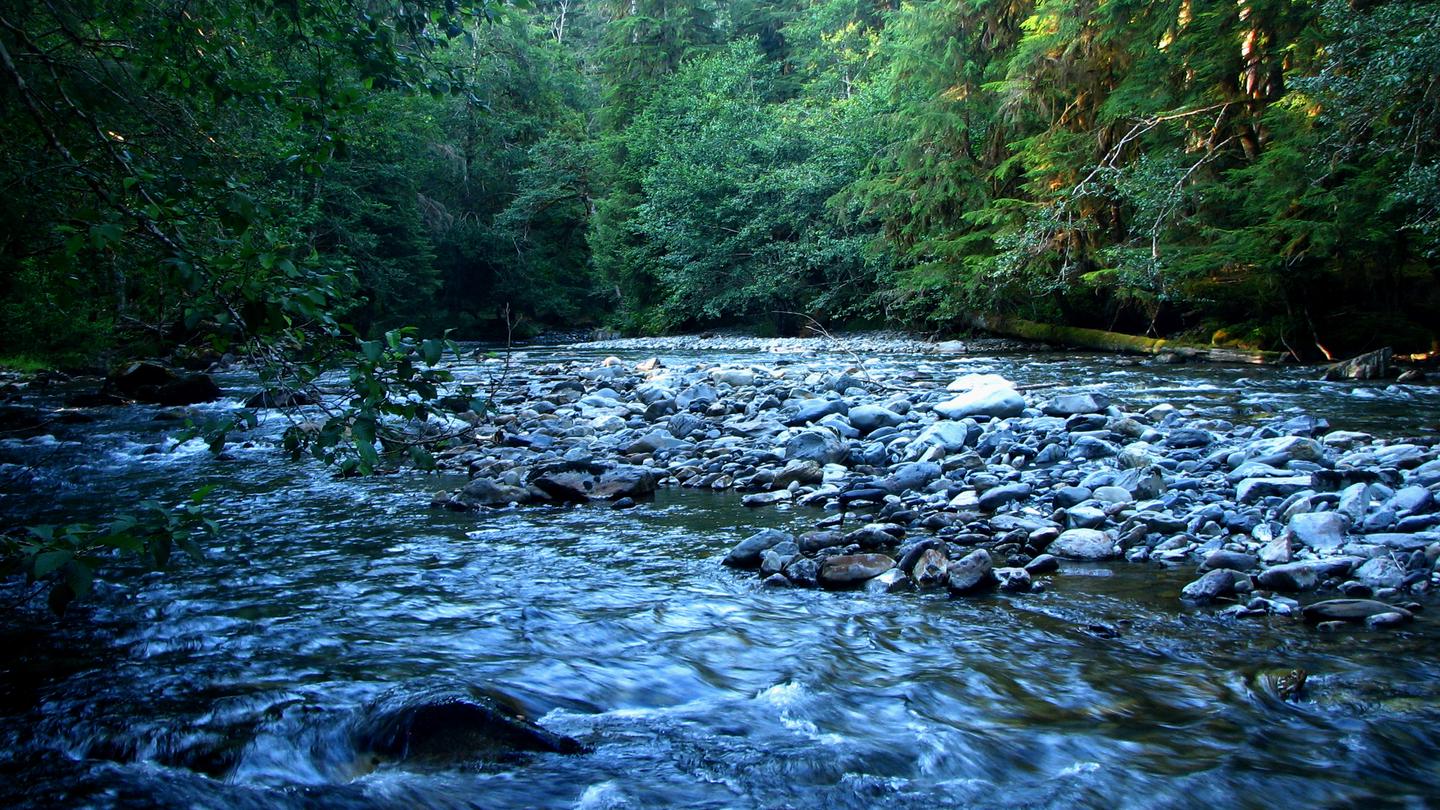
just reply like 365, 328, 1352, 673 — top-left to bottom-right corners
1181, 569, 1244, 604
864, 568, 913, 594
1245, 436, 1328, 466
449, 478, 533, 509
626, 430, 689, 454
1024, 553, 1060, 575
1053, 486, 1093, 508
1236, 476, 1313, 504
909, 548, 949, 588
788, 398, 848, 426
1385, 485, 1433, 518
1353, 556, 1406, 589
784, 429, 849, 465
1322, 347, 1392, 381
783, 556, 820, 587
946, 548, 997, 595
1365, 532, 1440, 552
843, 525, 900, 550
819, 554, 896, 589
849, 404, 905, 433
353, 684, 583, 764
534, 465, 658, 503
978, 483, 1031, 512
743, 490, 793, 507
723, 529, 794, 569
1199, 550, 1258, 573
773, 459, 824, 489
1301, 599, 1413, 625
1042, 393, 1110, 416
711, 368, 756, 388
1255, 560, 1355, 591
934, 385, 1025, 420
908, 421, 979, 456
879, 461, 941, 495
1048, 529, 1117, 560
995, 566, 1032, 592
107, 362, 222, 405
1285, 512, 1348, 552
1165, 428, 1216, 448
244, 388, 317, 408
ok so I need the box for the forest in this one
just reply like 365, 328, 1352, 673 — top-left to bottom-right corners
2, 0, 1438, 367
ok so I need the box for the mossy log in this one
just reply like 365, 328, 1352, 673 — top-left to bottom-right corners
965, 314, 1287, 364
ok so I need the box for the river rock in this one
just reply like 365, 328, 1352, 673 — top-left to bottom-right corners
626, 430, 688, 454
864, 568, 913, 594
1301, 599, 1413, 625
783, 556, 820, 587
1255, 561, 1338, 591
1199, 550, 1258, 573
1322, 347, 1392, 381
788, 398, 848, 426
244, 388, 316, 408
1236, 476, 1314, 504
978, 483, 1031, 512
723, 529, 793, 569
354, 684, 582, 763
1245, 436, 1327, 466
1042, 392, 1110, 416
1285, 512, 1347, 551
108, 362, 222, 405
991, 567, 1029, 593
934, 385, 1025, 420
711, 368, 756, 388
452, 478, 533, 508
784, 429, 848, 465
910, 548, 949, 587
946, 548, 997, 595
849, 404, 904, 433
1048, 529, 1117, 560
1353, 556, 1406, 589
1181, 569, 1243, 604
1024, 553, 1060, 575
819, 554, 896, 589
880, 461, 941, 494
774, 459, 824, 488
908, 421, 979, 456
1385, 485, 1433, 518
1165, 428, 1216, 448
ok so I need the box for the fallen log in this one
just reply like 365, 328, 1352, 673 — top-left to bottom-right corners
964, 314, 1287, 364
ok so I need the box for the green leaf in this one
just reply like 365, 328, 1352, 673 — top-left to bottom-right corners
33, 550, 73, 579
421, 339, 444, 366
361, 340, 384, 363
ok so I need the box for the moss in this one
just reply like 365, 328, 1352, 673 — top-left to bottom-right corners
0, 355, 54, 374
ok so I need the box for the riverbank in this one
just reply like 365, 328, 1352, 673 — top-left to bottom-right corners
435, 338, 1440, 630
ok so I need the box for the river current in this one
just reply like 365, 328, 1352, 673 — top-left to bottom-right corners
2, 343, 1439, 808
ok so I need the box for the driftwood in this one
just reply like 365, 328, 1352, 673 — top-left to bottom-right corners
965, 314, 1287, 364
1322, 347, 1392, 381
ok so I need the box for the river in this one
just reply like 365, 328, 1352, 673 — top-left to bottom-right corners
2, 342, 1439, 808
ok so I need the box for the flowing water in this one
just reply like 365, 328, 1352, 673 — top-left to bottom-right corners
3, 344, 1440, 808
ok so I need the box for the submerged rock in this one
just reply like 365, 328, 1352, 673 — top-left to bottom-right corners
353, 684, 583, 765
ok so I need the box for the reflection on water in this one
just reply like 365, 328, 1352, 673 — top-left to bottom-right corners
1, 345, 1439, 807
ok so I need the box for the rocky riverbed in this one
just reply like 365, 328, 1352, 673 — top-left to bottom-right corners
429, 338, 1440, 633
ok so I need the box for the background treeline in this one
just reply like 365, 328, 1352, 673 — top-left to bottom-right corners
2, 0, 1437, 365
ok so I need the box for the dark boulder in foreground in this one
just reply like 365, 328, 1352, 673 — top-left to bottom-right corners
107, 361, 221, 405
354, 684, 583, 765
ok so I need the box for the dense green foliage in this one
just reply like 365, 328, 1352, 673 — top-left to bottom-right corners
3, 0, 1438, 354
